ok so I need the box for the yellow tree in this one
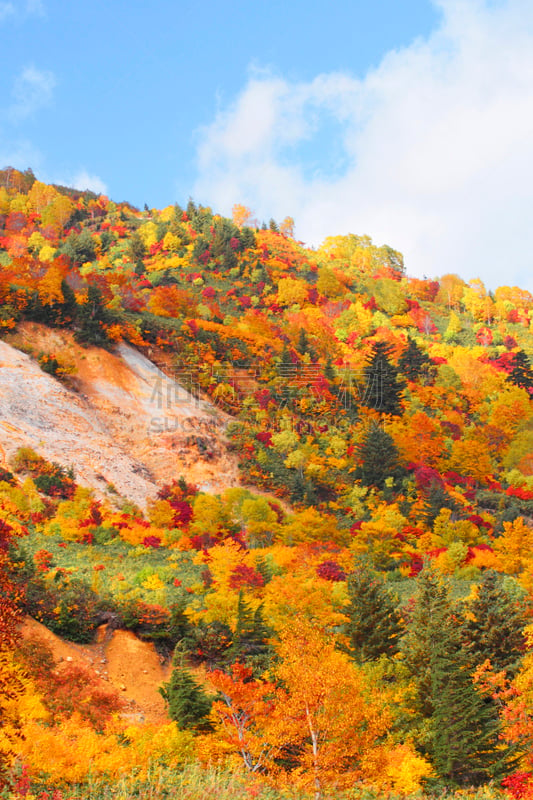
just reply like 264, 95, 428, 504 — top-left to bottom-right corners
37, 264, 65, 306
262, 569, 348, 634
232, 204, 254, 229
444, 310, 462, 341
27, 180, 58, 213
493, 518, 533, 577
462, 279, 494, 323
275, 277, 309, 307
447, 434, 493, 483
274, 620, 393, 798
0, 518, 33, 786
40, 195, 74, 233
206, 620, 428, 796
279, 216, 295, 238
316, 267, 346, 299
436, 274, 466, 310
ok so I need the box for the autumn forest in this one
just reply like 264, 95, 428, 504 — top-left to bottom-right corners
1, 166, 533, 799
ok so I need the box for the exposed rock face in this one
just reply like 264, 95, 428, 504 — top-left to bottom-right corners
0, 324, 239, 506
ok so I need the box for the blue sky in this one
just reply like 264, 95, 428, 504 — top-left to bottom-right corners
2, 0, 533, 293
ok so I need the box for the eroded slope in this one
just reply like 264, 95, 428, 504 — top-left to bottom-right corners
0, 324, 239, 506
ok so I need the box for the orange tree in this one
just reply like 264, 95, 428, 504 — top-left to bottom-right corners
0, 518, 26, 786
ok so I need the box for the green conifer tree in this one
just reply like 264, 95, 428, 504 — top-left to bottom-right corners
507, 350, 533, 394
430, 611, 516, 786
362, 341, 404, 416
420, 481, 458, 526
324, 358, 336, 382
402, 567, 518, 785
159, 649, 212, 731
127, 230, 146, 269
402, 566, 450, 718
75, 285, 111, 348
356, 422, 404, 490
344, 564, 402, 662
228, 592, 273, 675
62, 228, 96, 265
398, 336, 432, 382
462, 570, 527, 678
59, 279, 78, 327
295, 328, 317, 361
277, 345, 294, 375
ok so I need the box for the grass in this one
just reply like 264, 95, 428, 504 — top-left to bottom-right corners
4, 762, 510, 800
20, 527, 202, 607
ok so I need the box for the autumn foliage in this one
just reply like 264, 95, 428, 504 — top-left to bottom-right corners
0, 167, 533, 797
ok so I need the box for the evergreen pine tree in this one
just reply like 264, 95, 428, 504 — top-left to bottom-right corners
231, 590, 255, 654
181, 620, 232, 668
507, 350, 533, 395
254, 555, 274, 585
297, 328, 309, 355
159, 648, 212, 731
59, 279, 78, 327
462, 570, 527, 678
356, 422, 404, 490
398, 336, 432, 382
344, 564, 402, 662
420, 481, 459, 526
167, 600, 191, 649
402, 566, 450, 719
186, 199, 198, 220
324, 358, 335, 382
228, 592, 273, 675
127, 231, 146, 269
362, 341, 404, 416
402, 567, 518, 785
240, 227, 256, 249
277, 345, 294, 376
62, 228, 96, 265
75, 285, 111, 348
430, 610, 516, 786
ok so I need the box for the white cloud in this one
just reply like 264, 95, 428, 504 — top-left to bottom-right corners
0, 134, 41, 170
0, 0, 44, 22
72, 170, 108, 195
25, 0, 44, 15
193, 0, 533, 292
9, 66, 55, 121
0, 3, 15, 22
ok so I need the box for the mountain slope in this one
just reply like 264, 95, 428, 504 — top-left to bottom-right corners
0, 323, 239, 506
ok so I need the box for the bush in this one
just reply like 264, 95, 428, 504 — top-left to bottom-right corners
0, 466, 14, 484
34, 468, 76, 499
17, 636, 125, 730
11, 448, 76, 498
23, 575, 109, 643
118, 597, 176, 647
181, 620, 232, 668
11, 446, 44, 473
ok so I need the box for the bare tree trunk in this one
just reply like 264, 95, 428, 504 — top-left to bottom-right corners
305, 702, 322, 800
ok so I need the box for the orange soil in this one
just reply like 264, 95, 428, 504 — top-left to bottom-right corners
20, 616, 171, 723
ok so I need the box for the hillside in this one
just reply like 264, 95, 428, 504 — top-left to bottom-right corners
0, 322, 238, 506
1, 167, 533, 799
20, 616, 170, 723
